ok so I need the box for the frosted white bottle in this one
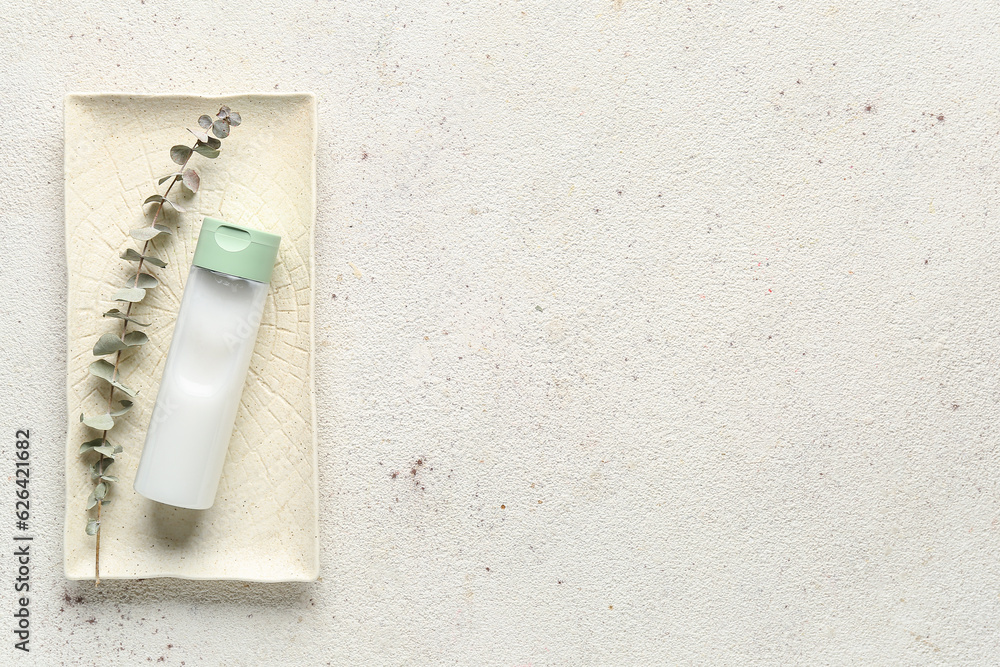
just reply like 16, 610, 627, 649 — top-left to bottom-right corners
134, 217, 280, 509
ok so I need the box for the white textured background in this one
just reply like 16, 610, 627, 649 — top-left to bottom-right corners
1, 1, 999, 664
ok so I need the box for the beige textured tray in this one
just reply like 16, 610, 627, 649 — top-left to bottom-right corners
64, 93, 318, 581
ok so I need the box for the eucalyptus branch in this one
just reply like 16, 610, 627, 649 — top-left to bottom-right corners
78, 106, 242, 586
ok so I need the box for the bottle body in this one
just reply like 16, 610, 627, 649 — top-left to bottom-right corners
133, 265, 269, 509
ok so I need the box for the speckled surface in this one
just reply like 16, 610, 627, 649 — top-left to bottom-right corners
1, 0, 1000, 664
64, 94, 318, 581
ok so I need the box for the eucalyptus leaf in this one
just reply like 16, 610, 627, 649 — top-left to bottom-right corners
93, 333, 127, 356
212, 119, 230, 139
192, 144, 220, 159
110, 400, 133, 417
188, 127, 210, 143
94, 482, 108, 500
85, 518, 100, 535
198, 114, 213, 129
143, 194, 165, 206
81, 413, 114, 431
164, 199, 186, 213
132, 224, 174, 240
158, 173, 180, 185
100, 499, 112, 507
170, 145, 193, 165
86, 491, 98, 510
182, 168, 200, 193
120, 248, 144, 262
93, 444, 116, 457
113, 444, 123, 454
130, 227, 162, 241
228, 111, 241, 126
205, 136, 221, 150
114, 382, 137, 398
89, 359, 115, 382
123, 331, 149, 347
88, 359, 137, 397
104, 309, 150, 327
100, 475, 119, 483
79, 438, 104, 454
142, 254, 167, 268
113, 286, 146, 302
131, 273, 158, 289
217, 106, 230, 119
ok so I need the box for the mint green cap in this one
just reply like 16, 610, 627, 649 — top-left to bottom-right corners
192, 217, 280, 283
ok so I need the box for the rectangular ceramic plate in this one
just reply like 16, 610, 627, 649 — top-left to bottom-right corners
64, 93, 318, 581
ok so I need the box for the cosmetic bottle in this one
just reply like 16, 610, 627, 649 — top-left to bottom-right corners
133, 217, 280, 510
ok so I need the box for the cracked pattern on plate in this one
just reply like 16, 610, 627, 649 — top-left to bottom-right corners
64, 94, 318, 581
